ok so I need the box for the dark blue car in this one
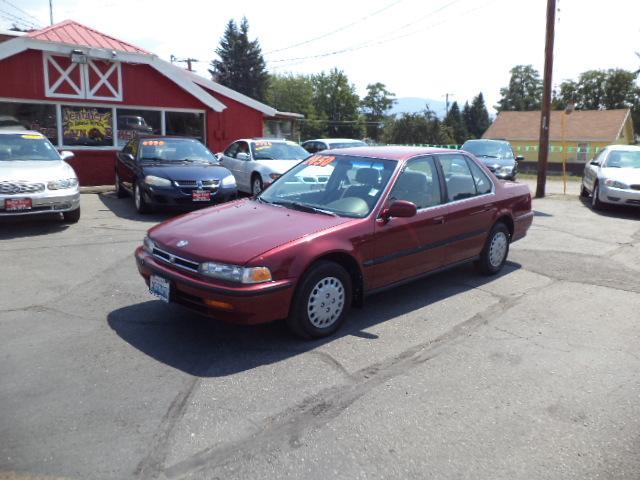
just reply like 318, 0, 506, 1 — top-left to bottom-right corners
115, 136, 237, 213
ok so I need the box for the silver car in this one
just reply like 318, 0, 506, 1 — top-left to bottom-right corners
219, 139, 310, 195
301, 138, 367, 154
0, 130, 81, 222
581, 145, 640, 210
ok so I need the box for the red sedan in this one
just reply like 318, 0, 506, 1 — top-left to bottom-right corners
135, 147, 533, 338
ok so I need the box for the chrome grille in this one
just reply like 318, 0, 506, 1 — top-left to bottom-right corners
151, 245, 200, 273
0, 181, 45, 195
174, 179, 220, 188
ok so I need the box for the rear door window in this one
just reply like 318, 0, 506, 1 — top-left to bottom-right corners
438, 154, 478, 202
465, 157, 493, 195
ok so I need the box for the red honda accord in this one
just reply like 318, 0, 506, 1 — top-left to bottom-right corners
135, 147, 533, 338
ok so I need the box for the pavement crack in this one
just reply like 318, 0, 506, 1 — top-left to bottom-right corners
161, 293, 523, 479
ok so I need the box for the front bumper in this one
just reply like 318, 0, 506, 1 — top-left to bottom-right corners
142, 184, 238, 208
0, 189, 80, 216
600, 185, 640, 207
135, 247, 295, 325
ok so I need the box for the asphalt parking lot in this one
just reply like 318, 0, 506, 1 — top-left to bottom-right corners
1, 181, 639, 480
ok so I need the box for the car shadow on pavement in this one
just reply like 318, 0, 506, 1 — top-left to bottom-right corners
107, 261, 521, 377
0, 214, 70, 239
578, 197, 640, 221
98, 192, 177, 222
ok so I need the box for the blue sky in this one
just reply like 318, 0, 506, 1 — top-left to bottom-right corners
6, 0, 640, 112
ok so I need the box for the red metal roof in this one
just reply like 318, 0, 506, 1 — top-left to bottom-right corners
27, 20, 149, 54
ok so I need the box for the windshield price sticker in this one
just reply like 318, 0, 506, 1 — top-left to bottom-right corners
142, 140, 165, 146
305, 155, 335, 167
21, 134, 43, 140
255, 141, 272, 148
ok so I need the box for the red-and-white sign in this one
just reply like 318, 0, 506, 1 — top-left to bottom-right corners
5, 198, 32, 211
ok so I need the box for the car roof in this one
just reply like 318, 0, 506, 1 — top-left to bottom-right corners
464, 139, 510, 144
0, 129, 42, 136
322, 145, 459, 161
138, 135, 201, 141
305, 138, 363, 143
605, 144, 640, 151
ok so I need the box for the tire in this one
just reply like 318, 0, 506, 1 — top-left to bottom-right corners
579, 181, 589, 198
115, 172, 126, 198
476, 222, 510, 275
251, 174, 263, 196
286, 261, 352, 339
62, 206, 81, 223
134, 182, 151, 214
591, 182, 604, 210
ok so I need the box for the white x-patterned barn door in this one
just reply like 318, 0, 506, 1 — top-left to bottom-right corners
43, 53, 123, 101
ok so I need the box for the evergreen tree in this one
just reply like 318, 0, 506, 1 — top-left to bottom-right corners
464, 93, 491, 139
361, 82, 396, 141
210, 18, 269, 101
444, 101, 467, 144
312, 68, 362, 138
496, 64, 543, 111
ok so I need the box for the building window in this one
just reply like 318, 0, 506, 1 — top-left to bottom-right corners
577, 142, 590, 162
0, 102, 58, 145
165, 111, 204, 142
116, 109, 161, 147
62, 105, 114, 147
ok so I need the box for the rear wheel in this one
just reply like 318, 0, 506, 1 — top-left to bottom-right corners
287, 261, 352, 339
134, 182, 151, 214
591, 182, 604, 210
115, 172, 126, 198
251, 175, 263, 196
62, 206, 81, 223
476, 222, 510, 275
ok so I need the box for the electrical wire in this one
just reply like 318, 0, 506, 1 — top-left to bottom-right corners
0, 0, 42, 25
0, 8, 40, 30
267, 0, 464, 64
265, 0, 405, 54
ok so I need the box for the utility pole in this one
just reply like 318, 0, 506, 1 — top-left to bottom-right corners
535, 0, 557, 198
49, 0, 53, 25
444, 93, 454, 117
170, 55, 199, 72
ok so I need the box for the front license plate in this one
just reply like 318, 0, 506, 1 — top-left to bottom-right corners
149, 275, 170, 303
5, 198, 32, 211
192, 190, 211, 202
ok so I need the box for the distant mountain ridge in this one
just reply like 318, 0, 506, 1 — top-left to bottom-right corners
388, 97, 447, 119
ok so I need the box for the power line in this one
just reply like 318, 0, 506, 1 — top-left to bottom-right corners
267, 0, 465, 65
265, 0, 405, 55
0, 8, 40, 29
0, 0, 41, 27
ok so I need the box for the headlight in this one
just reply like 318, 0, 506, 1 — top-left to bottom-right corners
604, 179, 628, 189
496, 166, 513, 175
144, 175, 172, 187
221, 174, 236, 187
199, 262, 272, 284
269, 173, 281, 180
47, 178, 78, 190
143, 236, 155, 254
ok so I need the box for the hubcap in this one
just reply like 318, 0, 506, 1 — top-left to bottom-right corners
135, 185, 141, 209
253, 179, 261, 194
488, 231, 508, 268
307, 276, 345, 328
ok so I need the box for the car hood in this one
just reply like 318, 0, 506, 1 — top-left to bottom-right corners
0, 160, 76, 182
601, 167, 640, 184
149, 199, 353, 265
254, 159, 302, 174
141, 162, 231, 180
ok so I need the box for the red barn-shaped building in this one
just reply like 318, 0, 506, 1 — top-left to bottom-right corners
0, 21, 296, 185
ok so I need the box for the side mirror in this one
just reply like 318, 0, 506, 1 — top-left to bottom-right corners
515, 155, 524, 161
122, 152, 135, 162
380, 200, 417, 222
590, 160, 600, 166
236, 152, 250, 161
59, 150, 74, 161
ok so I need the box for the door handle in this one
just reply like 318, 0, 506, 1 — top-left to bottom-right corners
432, 216, 445, 224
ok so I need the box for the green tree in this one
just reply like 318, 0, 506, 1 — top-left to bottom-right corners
210, 17, 269, 101
465, 93, 491, 139
383, 108, 449, 145
265, 74, 325, 139
496, 64, 543, 111
444, 101, 467, 144
361, 82, 396, 141
312, 68, 362, 138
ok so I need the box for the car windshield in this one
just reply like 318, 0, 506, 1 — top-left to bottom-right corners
258, 154, 397, 218
462, 141, 514, 160
140, 138, 216, 162
328, 141, 367, 149
251, 141, 309, 160
0, 133, 60, 161
604, 150, 640, 169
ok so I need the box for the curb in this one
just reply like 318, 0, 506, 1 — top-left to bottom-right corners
80, 185, 115, 194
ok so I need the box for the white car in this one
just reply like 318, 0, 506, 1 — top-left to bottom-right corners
581, 144, 640, 209
301, 138, 367, 154
219, 139, 310, 195
0, 130, 81, 222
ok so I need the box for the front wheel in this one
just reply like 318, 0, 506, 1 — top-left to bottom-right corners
134, 182, 151, 214
115, 172, 126, 198
287, 261, 352, 339
591, 182, 604, 210
579, 179, 589, 198
476, 223, 510, 275
251, 175, 263, 196
62, 206, 81, 223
